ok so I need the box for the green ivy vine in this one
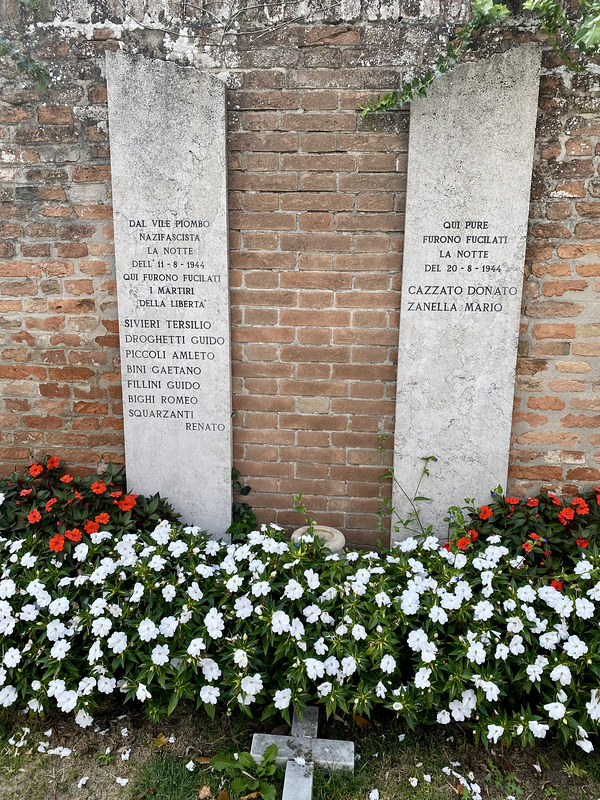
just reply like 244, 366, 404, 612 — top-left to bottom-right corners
360, 0, 600, 116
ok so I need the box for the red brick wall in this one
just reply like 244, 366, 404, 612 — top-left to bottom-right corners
0, 23, 599, 545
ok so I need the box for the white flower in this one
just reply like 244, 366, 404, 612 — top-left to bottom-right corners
0, 579, 15, 599
526, 656, 549, 683
352, 624, 367, 641
517, 586, 536, 603
414, 667, 431, 689
77, 777, 89, 788
233, 649, 248, 668
187, 638, 206, 657
136, 683, 151, 702
274, 688, 292, 709
130, 582, 144, 602
241, 673, 263, 696
317, 681, 333, 697
91, 617, 112, 638
50, 640, 71, 660
234, 595, 253, 619
314, 637, 328, 656
98, 676, 117, 694
205, 608, 224, 639
3, 648, 21, 669
148, 555, 166, 571
506, 617, 524, 634
0, 685, 17, 707
138, 618, 159, 642
407, 629, 429, 652
160, 616, 178, 637
437, 710, 451, 724
369, 791, 380, 800
341, 656, 357, 677
304, 569, 320, 589
49, 597, 70, 616
121, 749, 131, 761
116, 777, 129, 786
466, 641, 486, 665
251, 581, 270, 597
162, 585, 176, 602
200, 658, 221, 682
185, 760, 195, 771
272, 610, 291, 634
509, 635, 525, 656
549, 664, 572, 686
200, 685, 220, 705
187, 582, 203, 601
284, 579, 304, 601
429, 605, 448, 624
487, 724, 504, 743
563, 635, 588, 659
226, 575, 243, 592
107, 632, 127, 654
408, 777, 418, 787
380, 655, 396, 674
151, 644, 170, 666
421, 641, 438, 663
305, 658, 325, 680
575, 598, 594, 619
75, 710, 94, 728
473, 601, 494, 621
528, 720, 549, 738
544, 701, 566, 720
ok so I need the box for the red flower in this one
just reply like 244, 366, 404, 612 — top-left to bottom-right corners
549, 494, 562, 506
75, 491, 82, 501
456, 537, 470, 550
479, 505, 493, 520
60, 474, 73, 483
522, 541, 534, 552
95, 512, 110, 524
49, 534, 65, 552
84, 520, 99, 534
110, 490, 122, 498
20, 489, 32, 497
91, 481, 107, 495
118, 494, 137, 511
28, 463, 43, 477
527, 497, 539, 507
529, 532, 541, 540
506, 497, 519, 505
46, 456, 60, 470
576, 538, 589, 548
468, 529, 478, 542
45, 498, 57, 512
558, 507, 575, 525
442, 541, 453, 552
572, 497, 590, 515
551, 579, 563, 591
65, 528, 82, 542
27, 509, 41, 524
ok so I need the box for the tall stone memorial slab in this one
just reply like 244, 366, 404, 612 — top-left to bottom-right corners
392, 47, 541, 541
106, 52, 232, 536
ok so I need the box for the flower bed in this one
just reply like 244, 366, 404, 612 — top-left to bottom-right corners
1, 459, 600, 753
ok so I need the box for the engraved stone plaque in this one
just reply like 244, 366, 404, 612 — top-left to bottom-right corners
106, 52, 232, 537
392, 46, 541, 541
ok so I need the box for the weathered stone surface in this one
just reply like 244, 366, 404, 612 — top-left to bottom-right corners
291, 705, 319, 738
251, 733, 354, 771
282, 760, 314, 800
106, 52, 232, 536
392, 46, 541, 541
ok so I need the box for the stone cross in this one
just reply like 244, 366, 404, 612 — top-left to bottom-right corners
251, 706, 354, 800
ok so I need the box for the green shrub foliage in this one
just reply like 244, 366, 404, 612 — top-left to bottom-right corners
1, 459, 600, 753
